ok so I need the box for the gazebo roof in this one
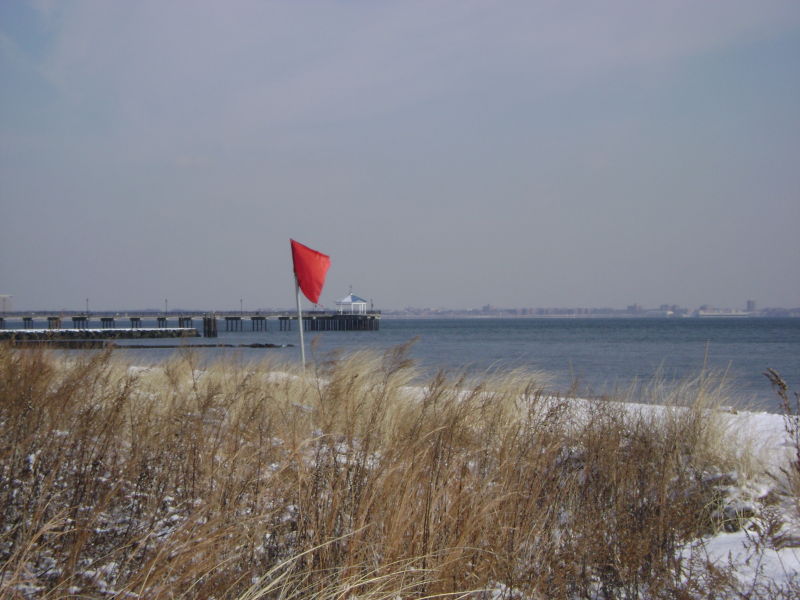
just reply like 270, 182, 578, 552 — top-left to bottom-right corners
337, 293, 368, 304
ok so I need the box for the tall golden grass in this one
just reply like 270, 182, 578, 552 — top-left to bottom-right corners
0, 342, 780, 598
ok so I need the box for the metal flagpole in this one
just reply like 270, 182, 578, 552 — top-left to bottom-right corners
295, 277, 306, 370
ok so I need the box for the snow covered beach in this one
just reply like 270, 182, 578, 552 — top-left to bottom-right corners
1, 345, 799, 598
599, 396, 800, 594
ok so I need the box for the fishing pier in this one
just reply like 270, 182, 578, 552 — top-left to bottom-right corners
0, 311, 380, 340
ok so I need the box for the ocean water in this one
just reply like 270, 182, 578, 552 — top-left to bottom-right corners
99, 317, 800, 411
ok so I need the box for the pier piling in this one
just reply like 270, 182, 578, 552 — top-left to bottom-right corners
224, 317, 243, 331
203, 316, 218, 338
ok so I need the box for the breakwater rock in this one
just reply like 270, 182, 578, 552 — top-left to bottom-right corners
0, 328, 200, 341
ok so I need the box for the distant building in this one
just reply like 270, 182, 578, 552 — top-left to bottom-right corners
746, 300, 756, 313
336, 293, 369, 315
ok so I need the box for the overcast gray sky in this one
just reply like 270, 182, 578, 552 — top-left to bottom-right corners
2, 1, 799, 311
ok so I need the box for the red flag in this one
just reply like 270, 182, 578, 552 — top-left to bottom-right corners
290, 239, 330, 304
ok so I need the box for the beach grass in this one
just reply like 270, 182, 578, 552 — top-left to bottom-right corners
0, 342, 794, 598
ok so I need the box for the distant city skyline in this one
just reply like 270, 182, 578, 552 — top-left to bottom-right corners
2, 2, 799, 311
382, 300, 799, 318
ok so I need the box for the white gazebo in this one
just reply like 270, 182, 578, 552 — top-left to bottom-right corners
336, 293, 369, 315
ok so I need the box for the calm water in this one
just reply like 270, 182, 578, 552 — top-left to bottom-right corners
97, 317, 800, 411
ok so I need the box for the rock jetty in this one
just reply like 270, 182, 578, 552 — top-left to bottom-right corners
0, 328, 199, 341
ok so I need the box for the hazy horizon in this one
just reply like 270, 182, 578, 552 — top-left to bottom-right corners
2, 1, 799, 312
0, 300, 794, 314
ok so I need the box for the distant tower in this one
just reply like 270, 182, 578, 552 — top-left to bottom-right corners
746, 300, 756, 313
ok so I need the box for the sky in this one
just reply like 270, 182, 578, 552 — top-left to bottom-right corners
1, 0, 799, 312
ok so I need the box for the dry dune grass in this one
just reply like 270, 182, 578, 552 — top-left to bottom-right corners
0, 342, 780, 598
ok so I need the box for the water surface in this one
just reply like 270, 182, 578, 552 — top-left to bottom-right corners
98, 317, 800, 411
